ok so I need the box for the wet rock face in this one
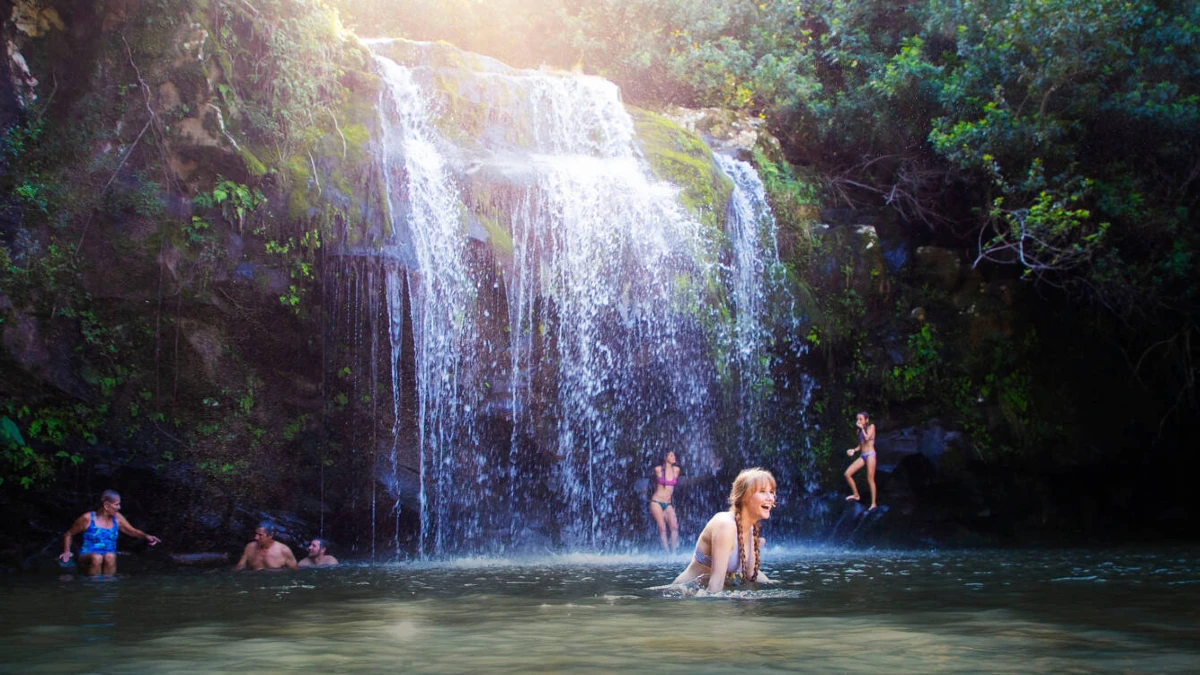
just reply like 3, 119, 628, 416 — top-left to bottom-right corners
1, 311, 90, 399
912, 246, 965, 292
807, 223, 890, 301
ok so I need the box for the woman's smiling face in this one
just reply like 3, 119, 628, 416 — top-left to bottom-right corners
746, 479, 776, 520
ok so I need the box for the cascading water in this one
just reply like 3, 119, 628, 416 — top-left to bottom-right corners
356, 40, 804, 556
715, 154, 804, 457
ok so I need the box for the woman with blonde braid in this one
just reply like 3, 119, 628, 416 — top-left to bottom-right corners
673, 468, 776, 592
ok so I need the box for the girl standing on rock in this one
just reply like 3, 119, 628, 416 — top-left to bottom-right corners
844, 411, 878, 511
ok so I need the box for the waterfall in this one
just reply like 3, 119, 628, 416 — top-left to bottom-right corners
357, 40, 801, 555
716, 154, 798, 456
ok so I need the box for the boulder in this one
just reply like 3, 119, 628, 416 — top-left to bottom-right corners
911, 246, 965, 292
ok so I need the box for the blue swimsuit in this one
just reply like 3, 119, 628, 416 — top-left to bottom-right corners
79, 512, 118, 555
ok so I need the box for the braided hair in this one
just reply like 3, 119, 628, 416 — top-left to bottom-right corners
732, 511, 763, 582
728, 468, 774, 583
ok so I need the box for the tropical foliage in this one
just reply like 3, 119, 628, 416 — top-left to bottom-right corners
336, 0, 1200, 444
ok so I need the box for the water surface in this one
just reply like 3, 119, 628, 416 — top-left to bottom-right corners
2, 547, 1196, 673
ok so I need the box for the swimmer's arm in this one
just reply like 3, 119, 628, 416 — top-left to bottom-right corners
233, 543, 253, 570
115, 514, 160, 546
865, 424, 876, 443
282, 545, 299, 571
60, 513, 90, 562
706, 522, 736, 593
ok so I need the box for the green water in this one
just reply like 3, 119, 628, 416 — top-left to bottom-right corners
1, 547, 1196, 673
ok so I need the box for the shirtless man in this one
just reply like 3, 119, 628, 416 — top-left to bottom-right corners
233, 521, 298, 571
298, 538, 339, 567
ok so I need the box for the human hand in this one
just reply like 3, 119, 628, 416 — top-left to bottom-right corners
59, 551, 72, 563
146, 535, 161, 546
847, 448, 856, 456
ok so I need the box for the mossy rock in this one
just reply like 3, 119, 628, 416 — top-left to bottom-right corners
286, 155, 314, 220
807, 224, 889, 301
629, 107, 732, 234
368, 39, 496, 73
238, 148, 268, 177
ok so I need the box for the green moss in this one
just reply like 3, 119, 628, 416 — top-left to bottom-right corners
629, 107, 733, 234
287, 155, 313, 220
429, 73, 490, 146
477, 212, 513, 258
287, 155, 311, 182
239, 148, 268, 177
369, 39, 424, 67
367, 38, 492, 72
330, 169, 352, 198
627, 108, 745, 377
343, 123, 369, 153
428, 40, 491, 72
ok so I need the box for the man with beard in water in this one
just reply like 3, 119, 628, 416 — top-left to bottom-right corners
234, 521, 298, 571
299, 538, 339, 567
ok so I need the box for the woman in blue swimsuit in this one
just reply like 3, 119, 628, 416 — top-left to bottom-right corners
59, 490, 160, 575
844, 411, 878, 510
649, 450, 681, 553
673, 468, 776, 592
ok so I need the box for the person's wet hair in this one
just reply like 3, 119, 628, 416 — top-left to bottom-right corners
857, 411, 870, 420
727, 467, 775, 510
101, 489, 120, 504
258, 520, 277, 536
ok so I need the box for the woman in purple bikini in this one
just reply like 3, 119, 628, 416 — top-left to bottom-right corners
674, 467, 776, 592
649, 450, 681, 553
844, 411, 878, 511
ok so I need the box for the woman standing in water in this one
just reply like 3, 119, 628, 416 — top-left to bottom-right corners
674, 467, 775, 592
844, 411, 878, 511
59, 490, 160, 575
649, 450, 681, 553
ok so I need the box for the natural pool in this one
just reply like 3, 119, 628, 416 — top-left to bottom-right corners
1, 547, 1197, 673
